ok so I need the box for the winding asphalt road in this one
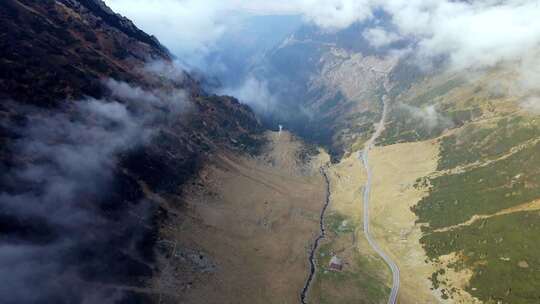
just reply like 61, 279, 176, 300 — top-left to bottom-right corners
300, 96, 399, 303
359, 97, 400, 304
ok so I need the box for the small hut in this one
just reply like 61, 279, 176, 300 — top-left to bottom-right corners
328, 256, 343, 271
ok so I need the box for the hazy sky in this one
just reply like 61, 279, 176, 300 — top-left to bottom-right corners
104, 0, 372, 58
106, 0, 540, 63
105, 0, 540, 89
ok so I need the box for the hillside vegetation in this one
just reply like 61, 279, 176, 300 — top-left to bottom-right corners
381, 67, 540, 303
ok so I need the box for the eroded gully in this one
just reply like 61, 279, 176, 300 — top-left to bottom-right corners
300, 167, 331, 304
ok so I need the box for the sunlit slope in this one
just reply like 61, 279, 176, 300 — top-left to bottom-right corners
380, 66, 540, 302
152, 132, 331, 303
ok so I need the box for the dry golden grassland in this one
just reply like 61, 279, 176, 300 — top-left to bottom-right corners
154, 132, 330, 303
367, 140, 481, 303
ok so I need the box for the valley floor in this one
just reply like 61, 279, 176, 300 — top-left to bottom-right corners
149, 102, 540, 304
148, 131, 478, 304
152, 132, 331, 303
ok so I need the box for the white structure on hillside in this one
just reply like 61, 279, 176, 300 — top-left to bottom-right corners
329, 256, 343, 271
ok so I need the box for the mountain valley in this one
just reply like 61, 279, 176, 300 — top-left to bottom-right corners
1, 1, 540, 304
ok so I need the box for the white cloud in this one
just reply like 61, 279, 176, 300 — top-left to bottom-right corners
0, 75, 193, 302
104, 0, 374, 58
231, 0, 372, 28
520, 96, 540, 113
105, 0, 540, 94
363, 27, 400, 47
517, 51, 540, 93
143, 60, 187, 82
399, 103, 453, 131
219, 75, 277, 114
105, 0, 231, 63
298, 0, 373, 29
377, 0, 540, 71
105, 0, 540, 65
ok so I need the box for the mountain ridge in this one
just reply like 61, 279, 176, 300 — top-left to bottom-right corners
0, 1, 266, 303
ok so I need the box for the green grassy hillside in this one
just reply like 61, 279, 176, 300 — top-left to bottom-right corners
382, 67, 540, 302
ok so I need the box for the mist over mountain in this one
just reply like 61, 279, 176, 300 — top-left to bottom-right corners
107, 0, 540, 154
202, 14, 303, 87
0, 1, 263, 303
2, 1, 540, 303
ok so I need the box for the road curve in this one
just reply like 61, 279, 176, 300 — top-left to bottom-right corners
359, 97, 400, 304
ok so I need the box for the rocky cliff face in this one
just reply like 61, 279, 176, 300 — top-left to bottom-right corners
0, 0, 170, 105
0, 1, 264, 303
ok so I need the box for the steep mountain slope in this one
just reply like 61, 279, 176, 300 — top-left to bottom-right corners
320, 62, 540, 303
255, 17, 540, 303
396, 68, 540, 303
3, 1, 540, 304
0, 1, 266, 303
203, 14, 303, 88
253, 21, 415, 158
0, 0, 171, 105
